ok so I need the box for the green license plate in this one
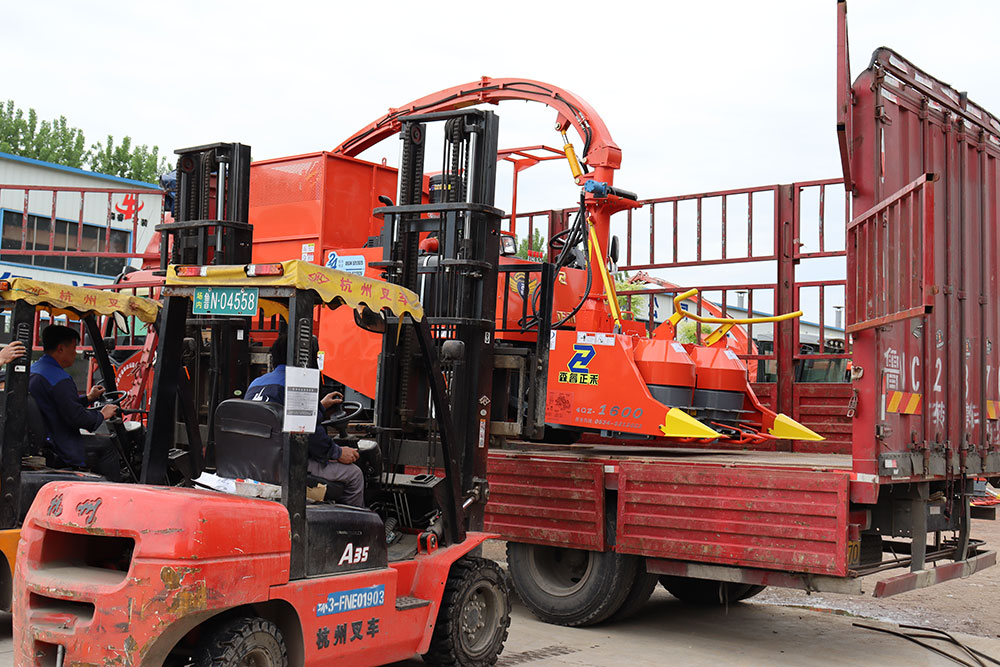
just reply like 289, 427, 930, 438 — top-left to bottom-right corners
192, 287, 259, 316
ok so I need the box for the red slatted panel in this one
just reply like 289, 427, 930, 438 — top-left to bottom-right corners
616, 462, 849, 576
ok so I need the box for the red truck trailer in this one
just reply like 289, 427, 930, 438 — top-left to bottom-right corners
241, 4, 1000, 627
483, 5, 1000, 622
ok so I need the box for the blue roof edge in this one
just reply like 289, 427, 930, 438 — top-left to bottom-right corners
0, 151, 161, 189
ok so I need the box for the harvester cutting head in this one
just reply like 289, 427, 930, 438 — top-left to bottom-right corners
542, 288, 823, 447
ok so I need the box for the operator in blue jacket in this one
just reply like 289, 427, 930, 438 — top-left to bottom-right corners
247, 335, 364, 506
29, 325, 121, 479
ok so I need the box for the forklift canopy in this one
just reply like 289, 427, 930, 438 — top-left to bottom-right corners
0, 278, 160, 323
165, 259, 424, 321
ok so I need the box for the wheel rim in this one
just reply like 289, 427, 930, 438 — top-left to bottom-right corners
460, 581, 504, 655
526, 545, 594, 597
240, 647, 273, 667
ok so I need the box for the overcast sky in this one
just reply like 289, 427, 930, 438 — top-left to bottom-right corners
5, 1, 999, 320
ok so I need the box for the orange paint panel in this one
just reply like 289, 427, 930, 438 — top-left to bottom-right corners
545, 330, 676, 437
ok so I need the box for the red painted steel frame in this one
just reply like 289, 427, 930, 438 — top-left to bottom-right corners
0, 184, 163, 263
333, 77, 621, 179
512, 177, 853, 453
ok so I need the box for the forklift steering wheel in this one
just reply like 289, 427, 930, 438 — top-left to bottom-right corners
98, 390, 128, 406
321, 401, 364, 428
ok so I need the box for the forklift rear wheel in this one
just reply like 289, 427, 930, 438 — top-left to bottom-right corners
425, 556, 511, 666
506, 543, 638, 626
194, 616, 288, 667
658, 576, 766, 605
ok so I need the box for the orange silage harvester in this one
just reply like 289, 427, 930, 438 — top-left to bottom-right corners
245, 77, 823, 448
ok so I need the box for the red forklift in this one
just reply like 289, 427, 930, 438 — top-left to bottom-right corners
13, 110, 512, 666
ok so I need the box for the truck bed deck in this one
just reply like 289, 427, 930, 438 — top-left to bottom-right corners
500, 441, 852, 472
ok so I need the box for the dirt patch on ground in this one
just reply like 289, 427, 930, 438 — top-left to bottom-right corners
752, 517, 1000, 639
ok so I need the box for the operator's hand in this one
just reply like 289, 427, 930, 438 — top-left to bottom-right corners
100, 404, 119, 421
0, 341, 25, 364
337, 447, 360, 465
321, 391, 344, 412
87, 384, 106, 403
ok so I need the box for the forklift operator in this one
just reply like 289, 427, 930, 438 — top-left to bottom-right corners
247, 335, 364, 507
28, 325, 121, 479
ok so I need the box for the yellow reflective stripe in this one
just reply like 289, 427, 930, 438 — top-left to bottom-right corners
903, 393, 922, 415
886, 392, 904, 413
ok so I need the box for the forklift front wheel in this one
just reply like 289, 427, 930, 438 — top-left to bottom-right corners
425, 556, 511, 666
194, 615, 288, 667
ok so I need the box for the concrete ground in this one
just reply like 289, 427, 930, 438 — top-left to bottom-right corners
3, 595, 996, 667
4, 521, 999, 666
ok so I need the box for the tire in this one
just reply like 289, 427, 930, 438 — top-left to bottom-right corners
194, 616, 288, 667
659, 576, 765, 605
506, 542, 638, 626
735, 584, 766, 601
608, 559, 658, 622
424, 556, 511, 666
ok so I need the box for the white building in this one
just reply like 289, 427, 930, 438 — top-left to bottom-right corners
0, 151, 163, 286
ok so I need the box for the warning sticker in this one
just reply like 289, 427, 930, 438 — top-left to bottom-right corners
577, 332, 615, 346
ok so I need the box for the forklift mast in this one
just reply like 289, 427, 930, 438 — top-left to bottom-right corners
374, 110, 501, 537
145, 143, 255, 483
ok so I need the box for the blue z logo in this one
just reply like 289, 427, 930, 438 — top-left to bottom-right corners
568, 344, 595, 373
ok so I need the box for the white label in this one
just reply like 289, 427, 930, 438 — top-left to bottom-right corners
671, 343, 686, 354
478, 419, 487, 448
301, 242, 315, 262
338, 543, 370, 566
577, 332, 615, 346
549, 331, 557, 351
883, 347, 903, 390
724, 349, 740, 361
317, 351, 325, 372
283, 366, 320, 433
929, 506, 941, 515
326, 251, 367, 276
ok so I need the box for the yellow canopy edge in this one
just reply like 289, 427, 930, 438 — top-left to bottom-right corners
166, 260, 424, 321
0, 278, 161, 324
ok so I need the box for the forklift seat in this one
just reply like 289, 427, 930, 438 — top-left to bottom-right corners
26, 395, 54, 459
214, 399, 285, 482
214, 398, 386, 576
214, 399, 345, 496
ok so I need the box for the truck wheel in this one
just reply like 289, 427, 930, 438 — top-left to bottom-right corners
195, 616, 288, 667
659, 576, 765, 605
608, 559, 658, 622
424, 556, 511, 666
506, 542, 638, 626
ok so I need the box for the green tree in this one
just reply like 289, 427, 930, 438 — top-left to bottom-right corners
0, 101, 87, 168
90, 135, 168, 184
614, 272, 646, 318
676, 321, 713, 344
516, 228, 545, 260
0, 100, 168, 183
